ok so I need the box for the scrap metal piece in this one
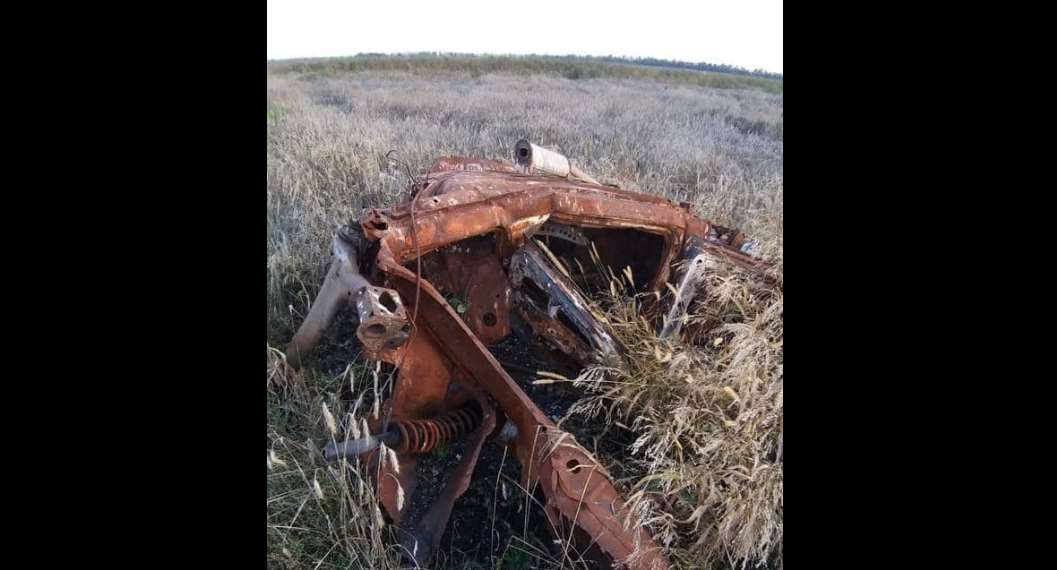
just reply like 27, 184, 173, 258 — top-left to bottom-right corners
400, 383, 496, 568
356, 155, 768, 568
509, 241, 623, 367
529, 220, 590, 246
706, 223, 747, 249
353, 285, 410, 356
372, 157, 768, 291
514, 139, 601, 185
283, 224, 410, 367
322, 429, 398, 460
416, 236, 512, 345
373, 378, 476, 527
535, 432, 670, 570
428, 156, 520, 175
659, 235, 719, 340
322, 402, 481, 461
284, 226, 370, 370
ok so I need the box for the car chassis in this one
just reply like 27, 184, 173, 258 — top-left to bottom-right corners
283, 142, 770, 569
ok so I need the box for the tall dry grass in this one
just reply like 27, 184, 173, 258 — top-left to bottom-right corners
268, 66, 783, 569
267, 70, 782, 344
267, 351, 405, 569
566, 260, 782, 570
269, 54, 784, 94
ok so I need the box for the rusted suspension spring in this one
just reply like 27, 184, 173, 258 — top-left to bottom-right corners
323, 403, 482, 461
395, 404, 480, 453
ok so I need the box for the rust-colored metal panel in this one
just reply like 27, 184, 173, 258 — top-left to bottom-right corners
389, 326, 453, 420
416, 235, 512, 345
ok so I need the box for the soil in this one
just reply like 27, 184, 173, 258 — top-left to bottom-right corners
390, 331, 576, 569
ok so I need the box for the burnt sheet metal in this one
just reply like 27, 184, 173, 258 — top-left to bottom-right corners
535, 437, 667, 569
284, 227, 370, 369
529, 220, 589, 246
286, 149, 771, 570
428, 156, 520, 175
283, 226, 410, 369
389, 325, 453, 421
659, 235, 719, 340
415, 236, 512, 345
509, 241, 622, 367
354, 286, 410, 355
365, 161, 768, 287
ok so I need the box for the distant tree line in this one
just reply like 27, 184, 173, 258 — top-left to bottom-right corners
596, 55, 782, 80
269, 53, 783, 94
347, 52, 782, 80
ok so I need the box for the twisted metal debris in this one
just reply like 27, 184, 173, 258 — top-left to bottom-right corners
284, 140, 770, 569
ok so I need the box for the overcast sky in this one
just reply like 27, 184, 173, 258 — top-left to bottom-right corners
267, 0, 783, 74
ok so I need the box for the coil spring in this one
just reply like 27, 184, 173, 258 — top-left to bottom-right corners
395, 404, 481, 454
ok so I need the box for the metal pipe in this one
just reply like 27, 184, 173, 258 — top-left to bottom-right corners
514, 139, 600, 185
323, 430, 400, 461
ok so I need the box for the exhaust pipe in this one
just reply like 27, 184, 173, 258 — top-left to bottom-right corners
514, 139, 600, 185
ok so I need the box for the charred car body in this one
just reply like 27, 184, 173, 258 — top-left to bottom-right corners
283, 141, 770, 569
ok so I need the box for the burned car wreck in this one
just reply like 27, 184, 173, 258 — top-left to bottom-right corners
283, 141, 770, 570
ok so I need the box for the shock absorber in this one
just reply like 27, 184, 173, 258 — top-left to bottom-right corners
394, 405, 480, 453
323, 403, 482, 461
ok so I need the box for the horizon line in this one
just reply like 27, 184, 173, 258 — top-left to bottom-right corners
265, 51, 783, 78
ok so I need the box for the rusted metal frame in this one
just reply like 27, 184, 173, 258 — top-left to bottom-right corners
427, 156, 521, 175
395, 194, 703, 241
384, 323, 453, 420
375, 257, 669, 570
509, 241, 623, 367
537, 443, 669, 570
381, 173, 705, 233
354, 285, 411, 355
412, 169, 677, 207
284, 159, 769, 570
362, 380, 493, 567
512, 293, 602, 366
380, 258, 553, 433
369, 366, 481, 533
384, 169, 768, 279
284, 227, 411, 369
365, 183, 715, 293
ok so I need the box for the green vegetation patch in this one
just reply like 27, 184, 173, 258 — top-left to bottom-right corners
269, 54, 783, 94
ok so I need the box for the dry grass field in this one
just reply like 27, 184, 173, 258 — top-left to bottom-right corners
267, 57, 783, 570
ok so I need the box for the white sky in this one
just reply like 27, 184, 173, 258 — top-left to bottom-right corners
267, 0, 783, 74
